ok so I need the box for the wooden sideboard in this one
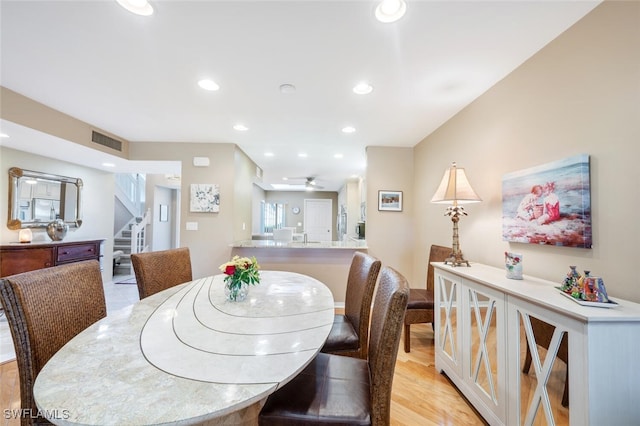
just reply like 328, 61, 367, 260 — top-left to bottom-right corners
0, 239, 103, 278
433, 262, 640, 426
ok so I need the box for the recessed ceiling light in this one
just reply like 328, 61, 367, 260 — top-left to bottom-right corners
342, 126, 356, 134
102, 162, 116, 168
334, 153, 344, 159
264, 152, 274, 157
0, 133, 9, 138
116, 0, 154, 16
198, 79, 220, 91
298, 153, 308, 158
282, 177, 289, 181
280, 84, 296, 94
375, 0, 407, 23
233, 124, 249, 131
353, 82, 373, 95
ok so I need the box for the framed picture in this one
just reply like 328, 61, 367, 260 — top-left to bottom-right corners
378, 190, 403, 212
502, 154, 591, 248
159, 204, 168, 222
190, 184, 220, 213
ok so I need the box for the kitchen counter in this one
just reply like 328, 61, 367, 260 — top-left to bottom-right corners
230, 240, 368, 303
231, 239, 367, 249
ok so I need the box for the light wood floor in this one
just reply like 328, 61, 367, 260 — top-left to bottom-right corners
0, 322, 568, 425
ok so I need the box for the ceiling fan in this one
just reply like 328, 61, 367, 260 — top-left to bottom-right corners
303, 177, 324, 190
285, 176, 325, 190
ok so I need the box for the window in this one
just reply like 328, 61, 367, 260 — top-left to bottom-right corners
261, 202, 286, 233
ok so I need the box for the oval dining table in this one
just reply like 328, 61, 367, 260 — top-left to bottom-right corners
33, 271, 335, 425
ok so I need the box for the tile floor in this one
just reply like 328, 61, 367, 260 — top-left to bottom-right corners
0, 274, 140, 364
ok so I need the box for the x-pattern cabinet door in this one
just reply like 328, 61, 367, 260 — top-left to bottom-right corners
462, 280, 507, 423
435, 270, 462, 376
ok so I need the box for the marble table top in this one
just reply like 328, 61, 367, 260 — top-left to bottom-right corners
33, 271, 335, 425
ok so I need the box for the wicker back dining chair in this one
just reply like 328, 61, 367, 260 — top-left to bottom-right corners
131, 247, 193, 299
0, 260, 106, 426
320, 251, 381, 359
403, 244, 451, 352
259, 266, 409, 426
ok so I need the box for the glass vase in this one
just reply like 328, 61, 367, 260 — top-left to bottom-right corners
225, 281, 249, 302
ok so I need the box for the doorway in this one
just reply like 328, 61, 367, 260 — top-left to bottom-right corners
303, 199, 332, 241
152, 186, 180, 251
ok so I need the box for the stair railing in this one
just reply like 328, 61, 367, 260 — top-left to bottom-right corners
130, 208, 151, 256
115, 173, 146, 217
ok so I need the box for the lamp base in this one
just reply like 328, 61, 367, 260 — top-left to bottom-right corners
444, 251, 470, 267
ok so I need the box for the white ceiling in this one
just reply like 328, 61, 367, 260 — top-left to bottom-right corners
0, 0, 600, 191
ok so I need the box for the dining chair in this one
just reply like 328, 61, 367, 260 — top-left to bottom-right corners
131, 247, 193, 299
0, 260, 106, 426
259, 266, 409, 426
320, 251, 381, 359
523, 317, 569, 407
403, 244, 451, 352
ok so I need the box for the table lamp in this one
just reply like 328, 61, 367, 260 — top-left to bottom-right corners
431, 162, 481, 266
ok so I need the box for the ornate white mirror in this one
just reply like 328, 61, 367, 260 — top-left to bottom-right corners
7, 167, 83, 230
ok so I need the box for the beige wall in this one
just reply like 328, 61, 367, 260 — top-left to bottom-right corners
411, 1, 640, 302
264, 191, 339, 237
128, 141, 245, 279
234, 147, 259, 242
0, 147, 115, 283
365, 146, 415, 281
0, 87, 129, 159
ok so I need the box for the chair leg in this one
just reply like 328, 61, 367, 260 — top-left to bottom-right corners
522, 340, 532, 374
404, 324, 411, 353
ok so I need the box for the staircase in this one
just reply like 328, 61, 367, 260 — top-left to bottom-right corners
113, 223, 135, 275
113, 213, 150, 276
113, 173, 148, 276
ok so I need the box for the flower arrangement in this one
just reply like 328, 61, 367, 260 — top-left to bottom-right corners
219, 255, 261, 301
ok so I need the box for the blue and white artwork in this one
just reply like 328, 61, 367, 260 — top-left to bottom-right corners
502, 154, 591, 248
190, 184, 220, 213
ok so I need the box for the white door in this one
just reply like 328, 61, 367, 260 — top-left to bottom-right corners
303, 199, 332, 241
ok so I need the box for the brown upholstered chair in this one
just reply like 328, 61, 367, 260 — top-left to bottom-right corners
403, 244, 451, 352
0, 260, 106, 426
259, 266, 409, 426
320, 252, 381, 359
131, 247, 193, 299
523, 317, 569, 407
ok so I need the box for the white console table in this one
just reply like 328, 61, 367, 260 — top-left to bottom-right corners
433, 262, 640, 426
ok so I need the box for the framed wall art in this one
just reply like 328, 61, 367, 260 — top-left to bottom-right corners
378, 190, 403, 212
159, 204, 168, 222
190, 184, 220, 213
502, 154, 591, 248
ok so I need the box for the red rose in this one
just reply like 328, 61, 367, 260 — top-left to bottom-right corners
225, 265, 236, 275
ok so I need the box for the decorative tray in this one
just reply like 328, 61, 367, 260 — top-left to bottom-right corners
555, 287, 618, 308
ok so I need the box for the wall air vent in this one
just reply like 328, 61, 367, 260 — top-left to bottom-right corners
91, 130, 122, 152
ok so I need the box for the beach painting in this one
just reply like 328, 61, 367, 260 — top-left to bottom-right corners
502, 154, 591, 248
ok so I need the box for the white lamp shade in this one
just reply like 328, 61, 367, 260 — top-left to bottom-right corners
431, 163, 481, 204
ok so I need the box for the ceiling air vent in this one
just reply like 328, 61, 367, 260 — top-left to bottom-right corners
91, 130, 122, 152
